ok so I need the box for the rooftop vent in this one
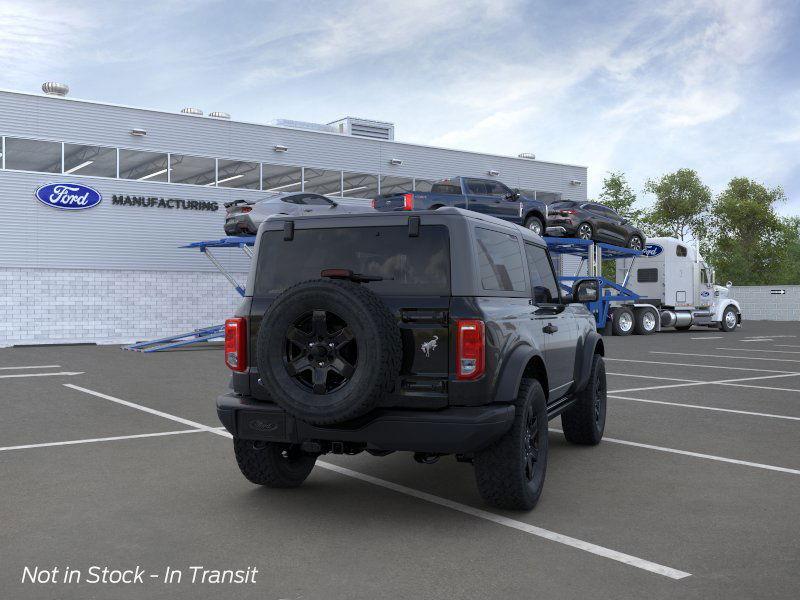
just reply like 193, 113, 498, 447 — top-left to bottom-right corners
269, 119, 337, 134
328, 117, 394, 141
180, 107, 203, 116
209, 111, 230, 119
518, 152, 536, 160
42, 82, 69, 97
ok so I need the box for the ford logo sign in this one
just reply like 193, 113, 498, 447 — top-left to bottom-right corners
642, 244, 663, 257
700, 290, 710, 297
35, 183, 102, 210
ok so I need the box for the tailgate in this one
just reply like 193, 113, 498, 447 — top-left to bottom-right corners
372, 192, 428, 211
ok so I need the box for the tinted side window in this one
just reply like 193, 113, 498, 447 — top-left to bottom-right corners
466, 179, 489, 195
255, 225, 450, 296
474, 227, 526, 292
524, 244, 560, 303
638, 268, 658, 283
287, 193, 333, 206
677, 245, 688, 257
430, 180, 462, 194
485, 181, 511, 197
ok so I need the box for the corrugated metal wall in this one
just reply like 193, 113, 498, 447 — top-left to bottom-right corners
0, 89, 587, 272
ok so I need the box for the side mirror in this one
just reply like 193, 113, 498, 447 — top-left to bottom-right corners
573, 279, 599, 303
329, 201, 338, 208
726, 281, 732, 288
505, 192, 519, 201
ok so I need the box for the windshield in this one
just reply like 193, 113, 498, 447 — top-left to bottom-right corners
255, 225, 451, 296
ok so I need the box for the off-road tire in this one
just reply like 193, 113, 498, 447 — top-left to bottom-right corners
473, 379, 548, 510
561, 354, 606, 445
633, 307, 657, 335
524, 216, 545, 236
256, 279, 401, 425
611, 307, 634, 336
233, 438, 316, 487
719, 306, 738, 332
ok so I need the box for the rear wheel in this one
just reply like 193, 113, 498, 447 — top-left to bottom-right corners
562, 354, 606, 445
474, 379, 548, 510
720, 307, 738, 332
576, 222, 593, 240
634, 308, 657, 335
233, 438, 317, 488
524, 216, 544, 236
612, 307, 634, 336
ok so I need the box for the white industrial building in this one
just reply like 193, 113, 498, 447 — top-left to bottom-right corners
0, 85, 588, 346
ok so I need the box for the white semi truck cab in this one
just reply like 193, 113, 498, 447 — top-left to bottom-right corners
615, 237, 741, 333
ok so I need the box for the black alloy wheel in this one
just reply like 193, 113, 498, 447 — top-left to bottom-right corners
577, 223, 593, 240
523, 410, 540, 482
284, 309, 357, 395
628, 235, 644, 251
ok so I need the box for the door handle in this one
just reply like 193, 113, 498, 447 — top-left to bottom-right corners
542, 323, 558, 334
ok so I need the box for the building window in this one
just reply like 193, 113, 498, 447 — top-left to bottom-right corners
63, 144, 117, 177
170, 154, 216, 186
341, 171, 378, 198
119, 149, 169, 182
262, 164, 302, 193
4, 137, 61, 173
217, 159, 260, 189
474, 227, 526, 292
414, 178, 436, 192
379, 175, 413, 195
304, 168, 342, 196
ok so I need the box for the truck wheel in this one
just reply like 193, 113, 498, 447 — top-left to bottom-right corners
611, 307, 634, 336
233, 438, 316, 488
719, 306, 738, 332
256, 279, 401, 425
561, 354, 606, 445
524, 216, 544, 236
473, 379, 548, 510
633, 308, 657, 335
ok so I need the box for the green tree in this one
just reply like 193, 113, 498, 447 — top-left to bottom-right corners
642, 169, 711, 241
705, 177, 790, 285
598, 171, 643, 226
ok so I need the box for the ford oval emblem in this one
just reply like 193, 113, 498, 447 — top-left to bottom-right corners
35, 183, 102, 210
642, 244, 663, 257
700, 290, 710, 297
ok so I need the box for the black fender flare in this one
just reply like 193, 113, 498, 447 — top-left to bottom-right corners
574, 331, 604, 393
523, 210, 546, 227
495, 344, 547, 404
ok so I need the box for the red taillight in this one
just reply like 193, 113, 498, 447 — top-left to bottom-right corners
456, 320, 485, 380
371, 198, 377, 209
402, 193, 414, 210
240, 206, 252, 213
560, 209, 577, 215
225, 318, 247, 372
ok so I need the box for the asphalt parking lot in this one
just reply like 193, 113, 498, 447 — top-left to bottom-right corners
2, 321, 799, 599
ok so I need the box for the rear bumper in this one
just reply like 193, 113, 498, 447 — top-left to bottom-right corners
217, 393, 515, 454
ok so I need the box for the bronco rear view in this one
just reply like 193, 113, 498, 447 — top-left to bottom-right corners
217, 208, 606, 510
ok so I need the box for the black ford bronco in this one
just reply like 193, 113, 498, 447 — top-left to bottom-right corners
217, 208, 606, 510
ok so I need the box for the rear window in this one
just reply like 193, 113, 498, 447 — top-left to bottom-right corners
474, 227, 526, 292
255, 225, 450, 296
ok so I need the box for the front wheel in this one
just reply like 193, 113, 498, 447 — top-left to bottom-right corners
719, 307, 738, 332
474, 379, 548, 510
627, 235, 644, 251
576, 222, 593, 240
524, 216, 544, 236
562, 354, 606, 445
233, 438, 317, 488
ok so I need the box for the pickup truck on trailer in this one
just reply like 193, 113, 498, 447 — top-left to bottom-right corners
217, 208, 606, 510
372, 176, 549, 236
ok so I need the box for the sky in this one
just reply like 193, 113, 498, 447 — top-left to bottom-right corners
1, 0, 799, 213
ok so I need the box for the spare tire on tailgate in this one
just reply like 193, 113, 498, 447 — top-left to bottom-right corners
256, 279, 402, 425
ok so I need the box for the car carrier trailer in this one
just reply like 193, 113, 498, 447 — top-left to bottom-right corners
545, 236, 742, 335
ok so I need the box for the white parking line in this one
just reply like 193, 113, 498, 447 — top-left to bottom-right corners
716, 348, 800, 354
607, 371, 800, 394
316, 461, 691, 580
607, 358, 797, 374
607, 373, 701, 383
550, 429, 800, 476
776, 345, 800, 349
64, 384, 225, 434
690, 336, 723, 340
609, 395, 800, 422
0, 429, 203, 452
0, 365, 61, 370
651, 351, 800, 364
609, 372, 800, 394
0, 371, 84, 379
63, 383, 691, 580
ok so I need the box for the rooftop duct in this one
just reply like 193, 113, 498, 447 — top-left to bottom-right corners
209, 111, 230, 119
42, 82, 69, 97
329, 117, 394, 141
518, 152, 536, 160
180, 107, 203, 116
269, 119, 337, 134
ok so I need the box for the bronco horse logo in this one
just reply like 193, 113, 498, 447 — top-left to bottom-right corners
420, 335, 439, 357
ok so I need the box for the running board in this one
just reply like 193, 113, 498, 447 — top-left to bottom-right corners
546, 395, 577, 420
